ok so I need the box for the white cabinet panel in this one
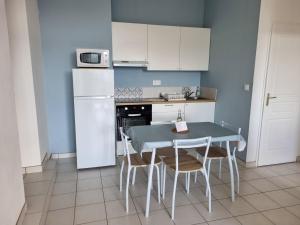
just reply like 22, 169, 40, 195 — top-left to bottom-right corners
152, 103, 185, 113
148, 25, 180, 70
112, 22, 147, 62
152, 103, 184, 122
180, 27, 210, 71
184, 103, 215, 122
152, 112, 185, 122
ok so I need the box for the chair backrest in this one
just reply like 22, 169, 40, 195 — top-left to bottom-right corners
173, 137, 212, 171
219, 121, 245, 152
119, 127, 132, 166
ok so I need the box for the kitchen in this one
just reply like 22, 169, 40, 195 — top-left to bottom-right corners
1, 0, 300, 225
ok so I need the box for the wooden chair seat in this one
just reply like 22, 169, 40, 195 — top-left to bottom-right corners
196, 146, 227, 158
164, 155, 202, 172
124, 153, 147, 166
142, 152, 162, 164
156, 147, 188, 158
124, 153, 161, 166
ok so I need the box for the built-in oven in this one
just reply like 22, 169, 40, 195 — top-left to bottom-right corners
116, 104, 152, 141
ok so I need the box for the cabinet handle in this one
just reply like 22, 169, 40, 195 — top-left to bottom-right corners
164, 104, 174, 107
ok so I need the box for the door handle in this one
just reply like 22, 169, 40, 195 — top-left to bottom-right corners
128, 113, 142, 117
266, 93, 277, 106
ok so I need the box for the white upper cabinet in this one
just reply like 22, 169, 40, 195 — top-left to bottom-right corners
147, 25, 180, 71
180, 27, 211, 71
112, 22, 147, 62
112, 22, 211, 70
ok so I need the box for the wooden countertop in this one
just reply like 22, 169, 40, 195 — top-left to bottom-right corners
115, 98, 216, 106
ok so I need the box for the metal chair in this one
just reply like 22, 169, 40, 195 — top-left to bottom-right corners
162, 137, 212, 220
150, 121, 189, 194
119, 128, 161, 212
194, 121, 244, 194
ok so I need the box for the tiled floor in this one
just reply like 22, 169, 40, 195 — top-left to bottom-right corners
22, 158, 300, 225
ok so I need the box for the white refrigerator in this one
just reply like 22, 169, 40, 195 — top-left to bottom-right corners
73, 69, 116, 169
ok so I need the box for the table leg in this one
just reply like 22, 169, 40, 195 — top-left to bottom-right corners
226, 141, 235, 201
145, 148, 156, 217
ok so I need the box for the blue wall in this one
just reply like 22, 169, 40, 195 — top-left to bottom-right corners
202, 0, 261, 160
38, 0, 204, 153
38, 0, 112, 153
112, 0, 205, 87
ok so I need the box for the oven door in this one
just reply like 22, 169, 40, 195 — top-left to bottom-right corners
117, 115, 148, 141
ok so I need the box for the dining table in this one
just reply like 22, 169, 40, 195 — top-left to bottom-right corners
127, 122, 246, 217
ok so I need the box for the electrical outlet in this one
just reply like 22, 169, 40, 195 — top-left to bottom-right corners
153, 80, 161, 86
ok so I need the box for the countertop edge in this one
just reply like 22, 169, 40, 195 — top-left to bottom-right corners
115, 99, 216, 106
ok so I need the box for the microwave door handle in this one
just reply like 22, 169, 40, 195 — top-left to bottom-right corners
128, 114, 142, 117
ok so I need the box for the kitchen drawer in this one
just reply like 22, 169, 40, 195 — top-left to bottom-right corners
152, 103, 184, 113
152, 112, 185, 122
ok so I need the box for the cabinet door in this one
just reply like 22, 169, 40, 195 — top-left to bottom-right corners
148, 25, 180, 70
112, 22, 147, 62
180, 27, 211, 71
184, 103, 215, 122
152, 103, 184, 122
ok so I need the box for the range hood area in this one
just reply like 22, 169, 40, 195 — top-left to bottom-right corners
113, 60, 148, 67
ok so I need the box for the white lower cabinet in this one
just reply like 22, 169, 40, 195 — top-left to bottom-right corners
151, 102, 215, 123
152, 103, 185, 122
184, 102, 215, 122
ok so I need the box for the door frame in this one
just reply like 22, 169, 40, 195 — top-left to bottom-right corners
247, 0, 300, 166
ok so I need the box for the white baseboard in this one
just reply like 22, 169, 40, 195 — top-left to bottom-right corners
16, 203, 27, 225
24, 165, 43, 173
51, 152, 76, 159
245, 161, 257, 168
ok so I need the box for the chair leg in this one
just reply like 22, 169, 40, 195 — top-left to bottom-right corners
120, 160, 124, 192
126, 166, 132, 213
132, 167, 137, 185
148, 167, 153, 190
163, 164, 167, 199
160, 163, 164, 195
155, 165, 161, 204
206, 159, 212, 197
187, 172, 191, 194
171, 172, 179, 220
194, 154, 199, 183
185, 173, 188, 193
203, 170, 212, 213
219, 159, 222, 179
233, 154, 240, 194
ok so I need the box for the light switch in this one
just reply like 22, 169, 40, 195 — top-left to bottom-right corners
244, 84, 250, 91
153, 80, 161, 86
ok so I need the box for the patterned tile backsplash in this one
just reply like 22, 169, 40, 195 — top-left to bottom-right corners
114, 86, 199, 99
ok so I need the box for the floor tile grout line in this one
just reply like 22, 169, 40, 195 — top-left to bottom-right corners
99, 171, 109, 225
72, 168, 78, 225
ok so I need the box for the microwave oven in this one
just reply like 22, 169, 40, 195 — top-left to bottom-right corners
76, 48, 109, 68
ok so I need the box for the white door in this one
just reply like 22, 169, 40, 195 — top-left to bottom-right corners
180, 27, 210, 71
74, 98, 116, 169
112, 22, 148, 62
147, 25, 180, 70
258, 23, 300, 166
